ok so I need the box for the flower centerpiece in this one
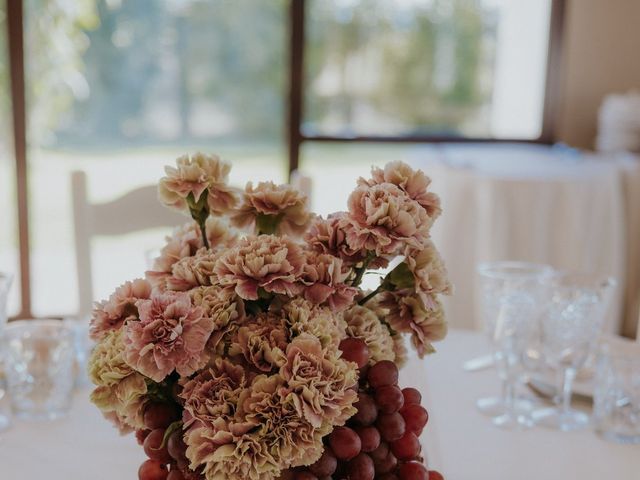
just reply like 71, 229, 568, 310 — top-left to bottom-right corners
88, 153, 451, 480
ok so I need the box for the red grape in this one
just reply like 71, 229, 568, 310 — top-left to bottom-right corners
167, 430, 187, 461
398, 461, 429, 480
309, 449, 337, 477
136, 429, 151, 446
167, 469, 185, 480
144, 403, 179, 430
346, 453, 375, 480
376, 412, 406, 442
293, 472, 318, 480
377, 474, 399, 480
138, 460, 168, 480
352, 393, 378, 426
373, 451, 397, 474
429, 470, 445, 480
402, 387, 422, 406
328, 426, 362, 461
355, 426, 380, 452
367, 361, 398, 388
400, 404, 429, 435
391, 431, 421, 460
143, 429, 173, 464
374, 385, 405, 414
369, 441, 389, 463
339, 338, 369, 369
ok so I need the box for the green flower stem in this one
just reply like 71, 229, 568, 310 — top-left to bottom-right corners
358, 284, 384, 306
351, 253, 375, 288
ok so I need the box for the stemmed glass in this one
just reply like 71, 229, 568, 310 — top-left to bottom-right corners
533, 272, 616, 431
0, 272, 14, 431
477, 262, 553, 428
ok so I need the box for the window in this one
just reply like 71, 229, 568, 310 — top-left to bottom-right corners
3, 0, 563, 318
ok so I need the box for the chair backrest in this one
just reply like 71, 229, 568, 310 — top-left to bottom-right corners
71, 171, 186, 317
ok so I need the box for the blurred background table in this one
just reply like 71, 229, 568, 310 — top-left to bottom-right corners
1, 329, 637, 480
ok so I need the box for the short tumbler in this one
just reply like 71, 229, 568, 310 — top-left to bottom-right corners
3, 320, 75, 420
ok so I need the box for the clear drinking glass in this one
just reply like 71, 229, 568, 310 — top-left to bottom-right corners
593, 345, 640, 444
3, 320, 75, 420
477, 261, 553, 428
0, 272, 13, 430
533, 273, 616, 431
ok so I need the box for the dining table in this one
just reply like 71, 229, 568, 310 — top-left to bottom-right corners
1, 329, 638, 479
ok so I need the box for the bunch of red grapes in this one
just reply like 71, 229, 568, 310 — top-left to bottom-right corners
136, 402, 200, 480
289, 338, 444, 480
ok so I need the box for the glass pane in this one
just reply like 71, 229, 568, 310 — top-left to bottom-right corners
0, 0, 20, 316
25, 0, 287, 316
305, 0, 552, 139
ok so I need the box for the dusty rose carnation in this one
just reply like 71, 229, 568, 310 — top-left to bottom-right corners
405, 241, 452, 309
300, 251, 357, 311
279, 333, 357, 430
190, 286, 245, 352
343, 305, 395, 364
90, 278, 152, 340
166, 248, 219, 291
380, 291, 447, 357
228, 313, 289, 373
123, 292, 213, 382
346, 183, 430, 256
158, 152, 238, 214
231, 181, 311, 236
360, 161, 442, 219
88, 330, 148, 430
304, 212, 370, 267
147, 219, 237, 290
214, 235, 305, 300
281, 298, 347, 349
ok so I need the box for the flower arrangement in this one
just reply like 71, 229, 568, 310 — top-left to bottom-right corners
89, 153, 451, 480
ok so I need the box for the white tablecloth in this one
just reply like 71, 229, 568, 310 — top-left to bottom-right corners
1, 330, 638, 480
409, 144, 640, 336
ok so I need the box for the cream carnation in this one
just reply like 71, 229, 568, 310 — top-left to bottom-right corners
158, 152, 238, 215
231, 181, 311, 236
90, 278, 152, 340
405, 241, 452, 309
281, 298, 347, 349
343, 304, 395, 364
190, 286, 245, 352
124, 292, 213, 382
167, 248, 219, 291
214, 235, 304, 300
228, 313, 289, 373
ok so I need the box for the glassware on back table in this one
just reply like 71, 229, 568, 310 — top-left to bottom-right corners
476, 262, 553, 428
0, 273, 14, 431
3, 320, 75, 421
533, 273, 616, 431
593, 345, 640, 444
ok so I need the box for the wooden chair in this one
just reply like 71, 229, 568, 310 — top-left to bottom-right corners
71, 171, 185, 317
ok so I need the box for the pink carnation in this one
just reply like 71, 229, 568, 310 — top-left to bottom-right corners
214, 235, 305, 300
90, 279, 152, 340
346, 183, 430, 256
123, 292, 213, 382
304, 213, 368, 267
300, 251, 357, 311
228, 313, 289, 373
405, 241, 452, 309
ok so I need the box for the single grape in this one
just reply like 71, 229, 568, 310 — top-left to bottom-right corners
144, 403, 179, 430
294, 471, 318, 480
374, 385, 405, 414
355, 425, 381, 452
376, 412, 406, 442
429, 470, 445, 480
167, 430, 187, 461
339, 338, 370, 369
143, 428, 173, 464
167, 469, 185, 480
138, 460, 168, 480
329, 426, 362, 461
372, 451, 397, 474
346, 453, 375, 480
391, 431, 421, 460
367, 361, 398, 388
402, 387, 422, 406
309, 449, 337, 477
369, 441, 389, 463
136, 429, 151, 446
400, 404, 429, 435
352, 393, 378, 426
398, 461, 429, 480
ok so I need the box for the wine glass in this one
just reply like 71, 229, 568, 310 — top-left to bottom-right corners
533, 272, 616, 431
0, 272, 14, 431
477, 262, 553, 428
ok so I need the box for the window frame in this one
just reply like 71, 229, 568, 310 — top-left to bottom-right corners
6, 0, 565, 318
